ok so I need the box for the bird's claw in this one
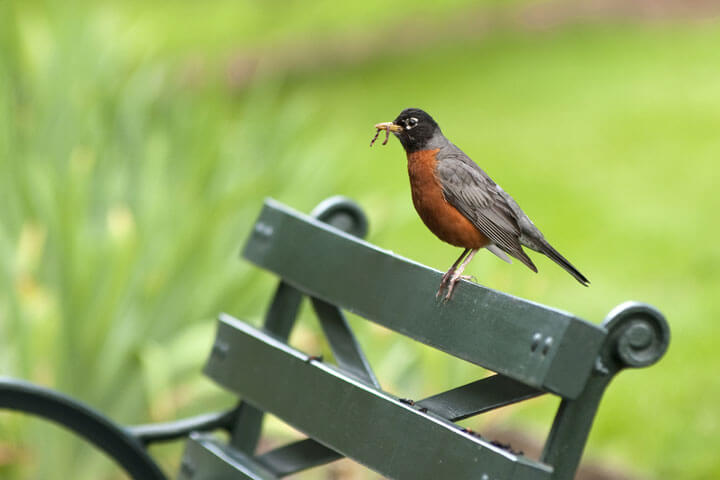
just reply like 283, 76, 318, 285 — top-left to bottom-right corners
436, 286, 445, 300
436, 269, 454, 299
437, 274, 472, 302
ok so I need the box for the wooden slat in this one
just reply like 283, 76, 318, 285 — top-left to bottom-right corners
178, 433, 277, 480
242, 199, 605, 399
230, 280, 304, 453
417, 375, 543, 422
203, 314, 553, 480
256, 438, 343, 476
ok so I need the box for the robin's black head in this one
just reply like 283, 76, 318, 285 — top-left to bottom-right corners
375, 108, 442, 153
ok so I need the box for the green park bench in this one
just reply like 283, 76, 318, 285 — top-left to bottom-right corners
0, 196, 670, 479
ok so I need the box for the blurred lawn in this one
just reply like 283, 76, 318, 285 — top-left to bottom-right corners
1, 0, 719, 478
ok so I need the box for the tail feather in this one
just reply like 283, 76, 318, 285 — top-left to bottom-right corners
513, 247, 538, 274
541, 242, 590, 286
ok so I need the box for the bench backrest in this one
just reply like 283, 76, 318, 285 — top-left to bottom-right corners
178, 197, 669, 480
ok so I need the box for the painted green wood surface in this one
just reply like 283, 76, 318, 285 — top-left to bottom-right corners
203, 314, 553, 480
178, 433, 277, 480
243, 199, 605, 399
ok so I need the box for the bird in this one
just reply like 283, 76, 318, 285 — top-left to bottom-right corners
372, 108, 589, 300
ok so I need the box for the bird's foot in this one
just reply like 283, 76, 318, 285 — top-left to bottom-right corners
437, 248, 478, 302
444, 274, 472, 301
437, 274, 473, 302
436, 268, 456, 299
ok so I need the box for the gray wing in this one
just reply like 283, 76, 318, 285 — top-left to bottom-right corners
435, 155, 538, 272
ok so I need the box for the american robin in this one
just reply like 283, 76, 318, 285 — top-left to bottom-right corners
372, 108, 589, 300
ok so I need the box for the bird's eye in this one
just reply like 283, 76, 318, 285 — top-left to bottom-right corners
406, 117, 418, 130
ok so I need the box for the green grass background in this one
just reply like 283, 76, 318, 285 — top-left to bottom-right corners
1, 0, 719, 478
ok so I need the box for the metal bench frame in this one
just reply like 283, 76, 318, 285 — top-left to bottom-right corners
0, 196, 669, 480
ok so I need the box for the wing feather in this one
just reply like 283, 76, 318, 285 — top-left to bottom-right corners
436, 156, 538, 272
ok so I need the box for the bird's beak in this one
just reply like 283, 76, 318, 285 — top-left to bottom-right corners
374, 122, 402, 133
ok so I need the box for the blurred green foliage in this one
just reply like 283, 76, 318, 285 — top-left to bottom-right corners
1, 0, 719, 478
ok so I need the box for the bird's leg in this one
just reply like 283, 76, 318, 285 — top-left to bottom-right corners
440, 248, 469, 285
437, 248, 470, 298
443, 249, 478, 301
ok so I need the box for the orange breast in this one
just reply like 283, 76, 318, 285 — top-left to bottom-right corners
407, 149, 490, 249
